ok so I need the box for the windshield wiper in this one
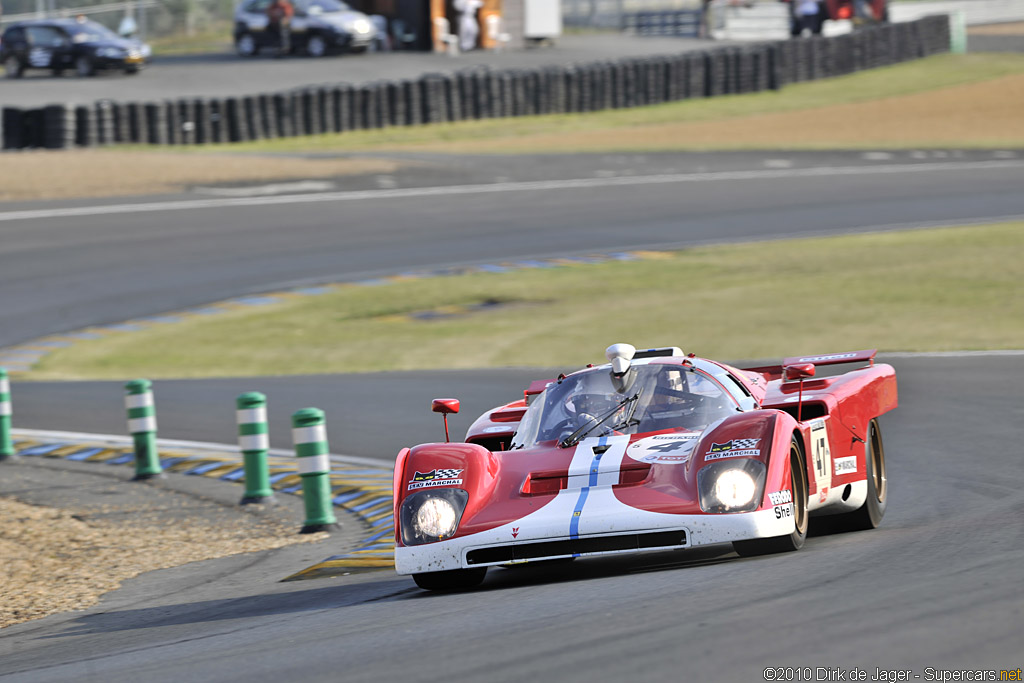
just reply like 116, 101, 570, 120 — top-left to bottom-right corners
559, 390, 642, 449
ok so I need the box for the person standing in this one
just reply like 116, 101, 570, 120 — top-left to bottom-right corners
454, 0, 482, 52
267, 0, 294, 57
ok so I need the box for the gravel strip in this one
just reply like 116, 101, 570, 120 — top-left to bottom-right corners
0, 459, 330, 629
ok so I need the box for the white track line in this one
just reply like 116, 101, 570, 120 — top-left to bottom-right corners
3, 160, 1024, 223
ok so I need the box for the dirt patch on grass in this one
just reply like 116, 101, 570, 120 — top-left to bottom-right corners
968, 22, 1024, 36
0, 493, 325, 629
0, 150, 404, 202
426, 73, 1024, 152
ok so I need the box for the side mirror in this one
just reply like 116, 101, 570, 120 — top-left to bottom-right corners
783, 363, 816, 381
431, 398, 459, 442
782, 364, 814, 422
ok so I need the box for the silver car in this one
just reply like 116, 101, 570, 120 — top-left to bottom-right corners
233, 0, 376, 57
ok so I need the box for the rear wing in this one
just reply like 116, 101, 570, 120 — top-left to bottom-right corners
743, 349, 877, 381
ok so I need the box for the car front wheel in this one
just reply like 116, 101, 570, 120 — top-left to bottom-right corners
4, 55, 24, 78
306, 34, 328, 57
75, 56, 95, 77
733, 435, 809, 557
236, 33, 257, 57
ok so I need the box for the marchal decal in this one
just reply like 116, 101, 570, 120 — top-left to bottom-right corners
795, 353, 858, 363
834, 456, 857, 475
704, 438, 761, 460
407, 468, 464, 491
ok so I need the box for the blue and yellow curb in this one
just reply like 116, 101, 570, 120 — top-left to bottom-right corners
9, 429, 396, 580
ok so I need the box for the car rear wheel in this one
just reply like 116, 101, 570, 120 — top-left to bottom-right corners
733, 435, 809, 557
825, 418, 887, 531
4, 56, 24, 78
412, 567, 486, 591
75, 56, 95, 77
306, 34, 327, 57
236, 32, 257, 57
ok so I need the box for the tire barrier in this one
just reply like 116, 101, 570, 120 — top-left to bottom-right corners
125, 379, 163, 481
291, 408, 340, 534
237, 392, 275, 505
0, 16, 953, 150
624, 10, 703, 38
0, 368, 13, 461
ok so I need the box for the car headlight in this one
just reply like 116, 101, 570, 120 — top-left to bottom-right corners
697, 459, 766, 513
400, 488, 469, 545
351, 18, 371, 34
97, 47, 124, 58
714, 469, 756, 508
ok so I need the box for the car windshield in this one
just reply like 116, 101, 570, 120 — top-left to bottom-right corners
68, 20, 118, 43
511, 363, 738, 449
297, 0, 351, 12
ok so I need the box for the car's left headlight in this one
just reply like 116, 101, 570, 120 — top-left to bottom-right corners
400, 488, 469, 545
351, 18, 371, 34
697, 459, 766, 513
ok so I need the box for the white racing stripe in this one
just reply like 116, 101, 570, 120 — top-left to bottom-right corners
3, 160, 1024, 223
0, 401, 11, 416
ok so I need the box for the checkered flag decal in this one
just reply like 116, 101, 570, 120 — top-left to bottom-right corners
434, 469, 462, 479
732, 439, 760, 450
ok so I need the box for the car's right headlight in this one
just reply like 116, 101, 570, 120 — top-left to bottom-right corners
399, 489, 469, 545
697, 459, 766, 513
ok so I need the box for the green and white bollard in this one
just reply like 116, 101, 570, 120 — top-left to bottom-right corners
125, 379, 163, 480
291, 407, 339, 534
237, 392, 275, 505
0, 368, 13, 461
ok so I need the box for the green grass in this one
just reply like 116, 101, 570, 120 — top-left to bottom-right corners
181, 53, 1024, 155
28, 221, 1024, 380
148, 25, 233, 56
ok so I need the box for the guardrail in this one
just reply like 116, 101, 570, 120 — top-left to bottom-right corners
1, 15, 951, 151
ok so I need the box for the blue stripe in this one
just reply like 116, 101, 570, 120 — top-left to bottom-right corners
569, 435, 608, 543
186, 461, 228, 475
65, 447, 104, 461
362, 528, 394, 544
106, 453, 136, 465
349, 496, 392, 512
18, 443, 67, 456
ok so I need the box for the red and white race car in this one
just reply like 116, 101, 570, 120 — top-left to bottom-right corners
393, 344, 897, 590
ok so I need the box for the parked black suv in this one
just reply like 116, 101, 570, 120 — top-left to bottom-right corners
1, 18, 149, 78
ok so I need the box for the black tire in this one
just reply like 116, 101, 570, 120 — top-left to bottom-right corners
826, 418, 887, 532
306, 34, 328, 57
734, 435, 809, 557
412, 567, 486, 591
236, 32, 258, 57
4, 55, 24, 78
52, 68, 64, 77
75, 56, 95, 77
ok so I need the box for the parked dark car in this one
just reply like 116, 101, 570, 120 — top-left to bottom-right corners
233, 0, 375, 57
1, 18, 149, 78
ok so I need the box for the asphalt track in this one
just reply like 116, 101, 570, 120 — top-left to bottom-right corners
1, 151, 1023, 681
